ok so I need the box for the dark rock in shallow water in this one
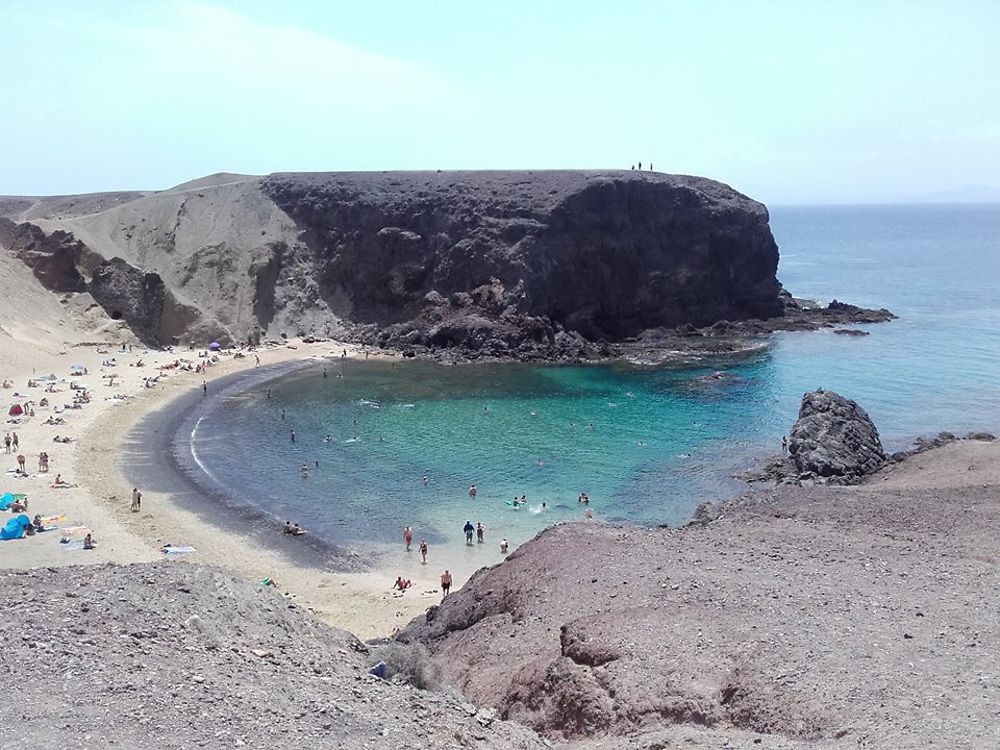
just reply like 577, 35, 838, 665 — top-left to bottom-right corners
788, 389, 886, 483
833, 328, 870, 336
968, 432, 996, 442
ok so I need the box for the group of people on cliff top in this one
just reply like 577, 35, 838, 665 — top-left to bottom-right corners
630, 162, 653, 171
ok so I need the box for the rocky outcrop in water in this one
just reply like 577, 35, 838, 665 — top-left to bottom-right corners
0, 171, 893, 354
788, 389, 886, 482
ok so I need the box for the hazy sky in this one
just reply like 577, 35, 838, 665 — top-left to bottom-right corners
2, 1, 998, 203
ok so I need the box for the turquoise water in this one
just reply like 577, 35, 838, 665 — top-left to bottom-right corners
185, 204, 1000, 549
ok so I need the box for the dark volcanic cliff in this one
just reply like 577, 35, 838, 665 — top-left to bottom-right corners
0, 171, 888, 352
263, 171, 782, 349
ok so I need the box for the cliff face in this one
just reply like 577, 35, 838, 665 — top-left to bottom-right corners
264, 171, 783, 350
0, 171, 786, 349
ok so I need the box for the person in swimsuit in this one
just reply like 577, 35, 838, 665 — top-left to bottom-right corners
419, 541, 428, 564
476, 522, 485, 543
403, 526, 413, 551
468, 484, 477, 498
440, 570, 453, 597
500, 538, 509, 554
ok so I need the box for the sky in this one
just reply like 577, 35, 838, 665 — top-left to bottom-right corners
1, 0, 998, 204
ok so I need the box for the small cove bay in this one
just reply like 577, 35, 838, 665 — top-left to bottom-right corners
168, 204, 1000, 554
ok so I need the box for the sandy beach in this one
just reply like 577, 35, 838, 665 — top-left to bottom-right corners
0, 333, 466, 638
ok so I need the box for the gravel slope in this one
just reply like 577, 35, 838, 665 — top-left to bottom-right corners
0, 562, 547, 750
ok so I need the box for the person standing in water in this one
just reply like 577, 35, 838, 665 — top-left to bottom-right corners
419, 540, 428, 564
202, 381, 207, 396
403, 526, 413, 551
440, 570, 453, 598
463, 520, 475, 546
290, 429, 296, 443
131, 487, 140, 513
476, 522, 485, 544
500, 538, 509, 554
468, 484, 477, 499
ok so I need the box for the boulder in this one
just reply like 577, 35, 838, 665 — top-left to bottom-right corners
788, 390, 885, 482
967, 432, 996, 442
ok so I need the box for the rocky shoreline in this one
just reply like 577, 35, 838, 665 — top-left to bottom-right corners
366, 295, 896, 364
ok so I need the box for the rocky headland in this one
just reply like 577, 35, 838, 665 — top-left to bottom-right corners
0, 171, 892, 360
397, 421, 1000, 749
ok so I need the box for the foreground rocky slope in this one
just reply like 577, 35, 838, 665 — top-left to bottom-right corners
0, 563, 546, 750
0, 171, 890, 355
399, 442, 1000, 749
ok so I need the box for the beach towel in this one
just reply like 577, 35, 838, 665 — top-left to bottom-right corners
50, 483, 79, 489
160, 545, 197, 555
59, 526, 91, 538
41, 514, 66, 525
60, 540, 86, 550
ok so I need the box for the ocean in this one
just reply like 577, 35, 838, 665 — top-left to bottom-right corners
155, 204, 1000, 555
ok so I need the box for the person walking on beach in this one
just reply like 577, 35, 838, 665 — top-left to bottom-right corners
476, 522, 485, 544
16, 454, 25, 474
3, 433, 10, 454
403, 526, 413, 551
419, 540, 428, 564
255, 355, 260, 367
38, 452, 48, 472
463, 520, 475, 546
131, 487, 140, 513
440, 569, 453, 598
12, 432, 18, 450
